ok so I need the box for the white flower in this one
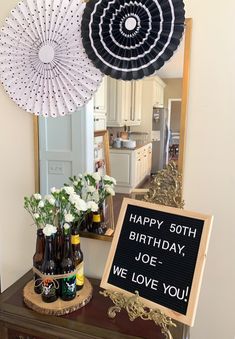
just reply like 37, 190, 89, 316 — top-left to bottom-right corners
87, 201, 98, 212
73, 181, 78, 186
63, 186, 75, 195
38, 200, 44, 208
45, 194, 56, 205
33, 193, 41, 200
64, 213, 74, 222
91, 191, 100, 203
69, 193, 80, 205
34, 213, 40, 219
91, 172, 101, 183
103, 175, 116, 185
51, 187, 60, 194
105, 185, 115, 196
63, 223, 70, 230
87, 185, 96, 193
43, 224, 57, 236
75, 198, 87, 212
81, 190, 87, 201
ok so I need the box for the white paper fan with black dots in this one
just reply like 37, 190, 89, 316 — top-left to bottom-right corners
0, 0, 103, 117
82, 0, 185, 80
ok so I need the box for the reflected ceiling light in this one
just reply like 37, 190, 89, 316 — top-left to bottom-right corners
82, 0, 185, 80
0, 0, 103, 117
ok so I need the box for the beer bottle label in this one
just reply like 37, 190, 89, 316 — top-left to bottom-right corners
42, 278, 57, 299
93, 214, 101, 223
76, 262, 84, 286
61, 275, 76, 298
71, 234, 80, 245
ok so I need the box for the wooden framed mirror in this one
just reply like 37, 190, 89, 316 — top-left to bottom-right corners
33, 18, 192, 240
178, 18, 192, 174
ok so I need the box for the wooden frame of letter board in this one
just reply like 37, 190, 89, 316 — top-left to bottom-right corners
101, 198, 213, 326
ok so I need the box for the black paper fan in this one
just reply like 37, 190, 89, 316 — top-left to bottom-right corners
82, 0, 185, 80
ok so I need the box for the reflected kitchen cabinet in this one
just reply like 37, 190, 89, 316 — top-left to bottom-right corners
93, 77, 107, 131
153, 76, 166, 108
131, 81, 142, 124
107, 78, 142, 127
94, 76, 108, 115
144, 75, 166, 108
147, 143, 153, 176
93, 113, 106, 131
110, 143, 152, 193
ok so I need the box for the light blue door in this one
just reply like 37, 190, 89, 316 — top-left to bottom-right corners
39, 102, 94, 195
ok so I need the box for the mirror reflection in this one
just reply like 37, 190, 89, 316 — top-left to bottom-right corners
35, 19, 191, 240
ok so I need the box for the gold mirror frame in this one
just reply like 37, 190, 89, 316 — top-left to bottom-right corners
33, 18, 192, 236
178, 18, 192, 174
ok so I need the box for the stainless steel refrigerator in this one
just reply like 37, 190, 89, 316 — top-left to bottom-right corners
151, 107, 170, 174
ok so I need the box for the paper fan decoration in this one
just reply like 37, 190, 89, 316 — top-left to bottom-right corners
82, 0, 185, 80
0, 0, 103, 117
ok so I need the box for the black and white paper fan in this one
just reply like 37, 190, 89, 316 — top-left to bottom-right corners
0, 0, 103, 117
82, 0, 185, 80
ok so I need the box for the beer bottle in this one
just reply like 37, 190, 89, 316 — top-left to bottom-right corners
92, 210, 104, 234
41, 235, 58, 303
54, 227, 63, 272
60, 224, 76, 301
33, 228, 45, 294
71, 226, 84, 291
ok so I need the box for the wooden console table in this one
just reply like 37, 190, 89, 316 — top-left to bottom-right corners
0, 271, 190, 339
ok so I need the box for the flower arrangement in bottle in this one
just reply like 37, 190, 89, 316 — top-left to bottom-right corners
24, 172, 116, 301
24, 185, 99, 231
69, 172, 116, 234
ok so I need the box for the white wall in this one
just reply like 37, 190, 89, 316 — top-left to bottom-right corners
89, 2, 235, 336
183, 1, 235, 338
1, 0, 235, 338
0, 0, 35, 292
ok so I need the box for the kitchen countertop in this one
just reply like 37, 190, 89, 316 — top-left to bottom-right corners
110, 140, 152, 151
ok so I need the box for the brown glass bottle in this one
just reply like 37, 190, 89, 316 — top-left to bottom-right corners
71, 227, 84, 291
33, 228, 45, 294
92, 210, 104, 234
41, 235, 58, 303
54, 227, 63, 272
60, 227, 76, 301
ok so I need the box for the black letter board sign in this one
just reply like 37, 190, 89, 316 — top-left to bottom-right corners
101, 198, 213, 326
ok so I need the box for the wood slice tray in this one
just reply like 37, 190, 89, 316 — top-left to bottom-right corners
23, 277, 93, 316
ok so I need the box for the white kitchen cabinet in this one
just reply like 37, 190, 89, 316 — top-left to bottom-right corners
110, 151, 132, 188
107, 78, 142, 127
130, 81, 142, 125
110, 143, 152, 193
152, 76, 166, 108
147, 144, 153, 175
136, 143, 152, 183
135, 148, 142, 187
93, 113, 106, 131
93, 76, 107, 131
94, 76, 107, 114
106, 78, 126, 127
